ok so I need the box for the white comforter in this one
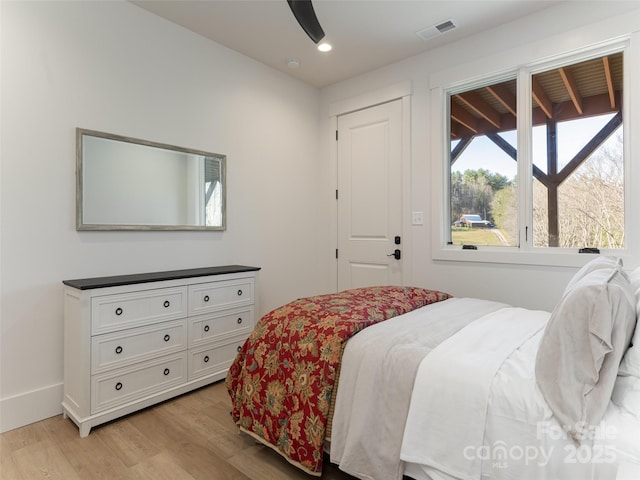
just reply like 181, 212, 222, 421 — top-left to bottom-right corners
400, 305, 547, 479
330, 297, 509, 480
330, 297, 640, 480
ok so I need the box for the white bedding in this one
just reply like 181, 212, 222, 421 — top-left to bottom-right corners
401, 305, 548, 479
330, 297, 640, 480
404, 327, 640, 480
330, 297, 508, 480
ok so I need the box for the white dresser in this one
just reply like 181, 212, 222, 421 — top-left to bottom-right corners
62, 265, 260, 437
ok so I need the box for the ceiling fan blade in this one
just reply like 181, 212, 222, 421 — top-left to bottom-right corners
287, 0, 325, 44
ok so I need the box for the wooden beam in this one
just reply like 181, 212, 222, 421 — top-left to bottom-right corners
557, 111, 622, 184
603, 56, 616, 109
543, 117, 560, 247
546, 118, 558, 177
486, 83, 517, 116
451, 101, 479, 134
455, 91, 502, 129
486, 132, 549, 187
450, 122, 461, 139
532, 92, 621, 127
454, 92, 620, 139
532, 76, 554, 119
486, 133, 516, 160
547, 185, 560, 247
451, 121, 477, 139
559, 67, 583, 114
460, 115, 515, 138
451, 136, 474, 165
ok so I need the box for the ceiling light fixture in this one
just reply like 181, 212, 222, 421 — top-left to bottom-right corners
287, 0, 325, 44
287, 58, 301, 69
317, 42, 332, 52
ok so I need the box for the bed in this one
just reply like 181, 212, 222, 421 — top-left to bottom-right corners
226, 257, 640, 479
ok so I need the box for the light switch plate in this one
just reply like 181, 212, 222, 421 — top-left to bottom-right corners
412, 211, 424, 225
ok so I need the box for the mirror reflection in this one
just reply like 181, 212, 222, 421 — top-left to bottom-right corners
77, 129, 225, 230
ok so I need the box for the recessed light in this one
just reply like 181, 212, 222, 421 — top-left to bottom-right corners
317, 42, 332, 52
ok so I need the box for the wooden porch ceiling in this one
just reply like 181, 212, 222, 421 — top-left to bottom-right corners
450, 52, 623, 139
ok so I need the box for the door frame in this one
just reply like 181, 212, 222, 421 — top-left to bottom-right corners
328, 81, 413, 291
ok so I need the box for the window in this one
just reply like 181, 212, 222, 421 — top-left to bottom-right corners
530, 55, 624, 249
449, 76, 518, 247
444, 49, 625, 258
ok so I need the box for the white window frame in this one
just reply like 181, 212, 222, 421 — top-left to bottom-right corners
431, 36, 637, 268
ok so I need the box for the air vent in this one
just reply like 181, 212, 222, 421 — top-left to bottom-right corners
416, 19, 456, 41
436, 20, 456, 33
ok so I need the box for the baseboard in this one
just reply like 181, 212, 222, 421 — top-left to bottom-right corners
0, 383, 63, 433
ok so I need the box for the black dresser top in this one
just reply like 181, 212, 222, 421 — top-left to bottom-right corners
63, 265, 261, 290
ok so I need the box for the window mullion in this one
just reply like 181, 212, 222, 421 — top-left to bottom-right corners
517, 68, 533, 251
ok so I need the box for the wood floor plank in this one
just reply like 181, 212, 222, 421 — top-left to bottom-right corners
227, 442, 306, 480
129, 451, 196, 480
8, 438, 83, 480
1, 381, 357, 480
0, 447, 23, 480
162, 439, 250, 480
95, 420, 161, 468
0, 418, 45, 452
38, 414, 87, 444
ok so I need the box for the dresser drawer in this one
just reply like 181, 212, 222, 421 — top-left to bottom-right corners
91, 287, 187, 334
91, 352, 187, 413
91, 319, 187, 374
188, 337, 246, 381
188, 279, 253, 315
189, 307, 253, 347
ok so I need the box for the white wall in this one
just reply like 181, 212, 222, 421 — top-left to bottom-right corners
321, 1, 640, 312
0, 0, 328, 432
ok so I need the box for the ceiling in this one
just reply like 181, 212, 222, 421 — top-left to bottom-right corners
131, 0, 564, 88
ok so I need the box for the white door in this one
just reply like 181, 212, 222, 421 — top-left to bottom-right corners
337, 99, 404, 291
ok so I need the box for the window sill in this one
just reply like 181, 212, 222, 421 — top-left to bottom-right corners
432, 245, 630, 268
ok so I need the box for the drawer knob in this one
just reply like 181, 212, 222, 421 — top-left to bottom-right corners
203, 355, 209, 363
163, 368, 170, 376
204, 325, 210, 332
237, 289, 243, 296
115, 346, 123, 354
115, 382, 123, 391
115, 307, 123, 316
203, 295, 210, 302
237, 345, 242, 352
164, 334, 170, 342
237, 317, 243, 324
163, 300, 170, 308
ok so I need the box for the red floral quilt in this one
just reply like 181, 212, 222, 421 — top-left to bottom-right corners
225, 286, 451, 475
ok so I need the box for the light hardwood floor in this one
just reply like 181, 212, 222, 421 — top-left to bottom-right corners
0, 381, 357, 480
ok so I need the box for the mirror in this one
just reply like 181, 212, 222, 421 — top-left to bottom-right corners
76, 128, 226, 231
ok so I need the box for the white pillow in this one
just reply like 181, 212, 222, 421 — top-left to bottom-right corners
563, 256, 624, 295
619, 266, 640, 377
611, 375, 640, 419
536, 264, 636, 439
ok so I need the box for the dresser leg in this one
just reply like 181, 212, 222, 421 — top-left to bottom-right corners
79, 423, 91, 438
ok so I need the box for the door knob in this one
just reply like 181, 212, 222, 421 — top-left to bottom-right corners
387, 249, 401, 260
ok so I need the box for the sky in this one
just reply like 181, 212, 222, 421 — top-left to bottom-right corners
451, 113, 619, 180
